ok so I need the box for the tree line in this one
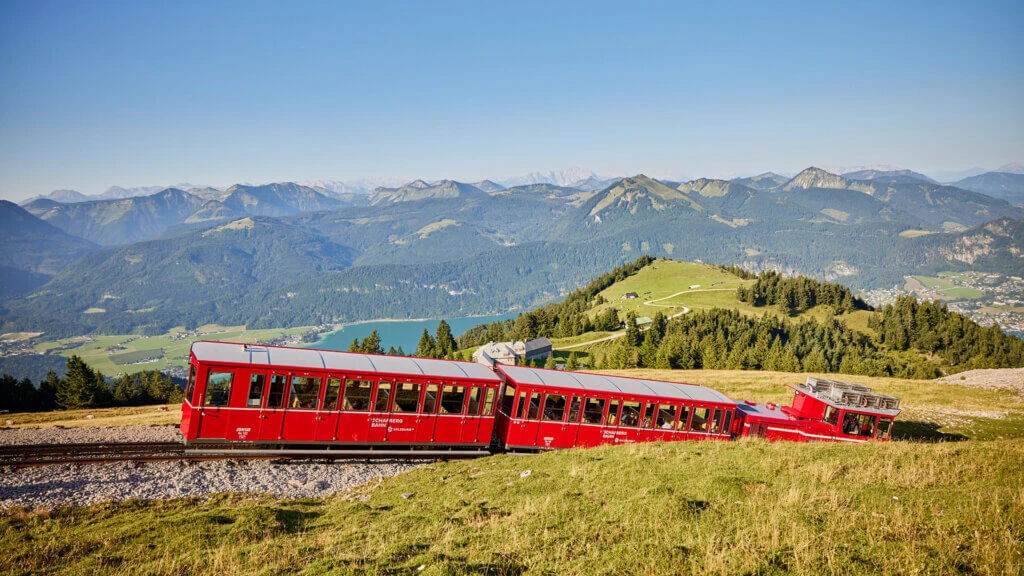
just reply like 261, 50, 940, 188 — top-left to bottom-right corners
456, 255, 656, 348
869, 295, 1024, 370
736, 270, 870, 315
0, 355, 183, 413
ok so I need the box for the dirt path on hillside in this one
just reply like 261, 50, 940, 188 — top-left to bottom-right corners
559, 288, 733, 350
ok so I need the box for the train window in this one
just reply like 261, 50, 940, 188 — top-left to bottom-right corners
567, 396, 582, 423
656, 404, 677, 429
824, 405, 840, 425
690, 407, 710, 432
185, 365, 196, 404
374, 382, 393, 412
247, 374, 265, 407
266, 375, 287, 408
842, 412, 876, 437
515, 391, 529, 419
722, 410, 733, 434
677, 405, 691, 431
467, 387, 483, 416
204, 371, 233, 406
440, 385, 467, 415
343, 379, 372, 411
619, 401, 641, 427
423, 384, 439, 414
877, 417, 893, 439
482, 388, 497, 416
392, 382, 421, 413
582, 398, 605, 424
643, 403, 656, 428
710, 409, 724, 433
542, 394, 567, 422
288, 376, 321, 410
501, 384, 516, 415
322, 378, 342, 410
605, 400, 621, 426
527, 392, 542, 420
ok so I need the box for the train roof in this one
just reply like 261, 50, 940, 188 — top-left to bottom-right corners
497, 365, 736, 405
190, 341, 501, 382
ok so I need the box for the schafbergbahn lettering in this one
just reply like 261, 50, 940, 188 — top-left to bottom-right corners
181, 341, 902, 452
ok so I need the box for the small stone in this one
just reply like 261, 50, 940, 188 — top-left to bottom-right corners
401, 492, 415, 499
520, 469, 532, 478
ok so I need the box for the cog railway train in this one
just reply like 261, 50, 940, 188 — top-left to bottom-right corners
180, 341, 902, 452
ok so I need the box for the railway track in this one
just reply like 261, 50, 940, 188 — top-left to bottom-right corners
0, 441, 489, 467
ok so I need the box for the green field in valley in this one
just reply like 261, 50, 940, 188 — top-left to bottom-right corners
31, 324, 317, 377
910, 274, 986, 300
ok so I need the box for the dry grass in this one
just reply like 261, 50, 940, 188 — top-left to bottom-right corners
1, 404, 181, 429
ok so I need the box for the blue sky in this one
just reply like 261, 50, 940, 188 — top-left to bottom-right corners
1, 0, 1021, 200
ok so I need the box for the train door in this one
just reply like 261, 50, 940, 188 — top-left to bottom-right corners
615, 400, 642, 444
258, 373, 289, 441
651, 403, 678, 442
385, 381, 422, 444
575, 396, 607, 448
226, 371, 265, 441
636, 402, 657, 443
281, 373, 322, 443
534, 392, 574, 449
687, 406, 712, 440
336, 378, 373, 442
508, 389, 543, 448
196, 369, 234, 439
459, 385, 487, 444
414, 383, 441, 443
367, 381, 393, 443
475, 387, 500, 444
314, 377, 343, 441
708, 408, 725, 440
674, 405, 691, 440
433, 383, 468, 445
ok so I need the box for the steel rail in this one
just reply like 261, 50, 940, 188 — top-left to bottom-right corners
0, 441, 489, 468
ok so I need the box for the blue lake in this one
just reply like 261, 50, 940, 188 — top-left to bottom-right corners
311, 313, 518, 353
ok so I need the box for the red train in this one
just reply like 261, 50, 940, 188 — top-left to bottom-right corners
180, 341, 901, 450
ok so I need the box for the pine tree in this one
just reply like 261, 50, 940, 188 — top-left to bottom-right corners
361, 330, 384, 354
566, 352, 579, 370
625, 312, 641, 347
58, 356, 110, 409
416, 329, 437, 358
544, 355, 557, 369
436, 320, 457, 357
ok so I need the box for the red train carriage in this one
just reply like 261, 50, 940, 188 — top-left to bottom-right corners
181, 341, 502, 447
493, 365, 739, 450
737, 377, 901, 442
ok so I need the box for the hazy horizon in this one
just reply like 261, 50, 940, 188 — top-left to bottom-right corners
2, 0, 1021, 201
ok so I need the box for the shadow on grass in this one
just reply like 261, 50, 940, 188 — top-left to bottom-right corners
893, 420, 968, 442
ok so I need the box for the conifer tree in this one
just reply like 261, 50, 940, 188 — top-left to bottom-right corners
566, 352, 579, 370
416, 329, 438, 358
436, 320, 456, 357
544, 355, 557, 369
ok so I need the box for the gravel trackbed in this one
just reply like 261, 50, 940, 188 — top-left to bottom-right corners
0, 426, 423, 510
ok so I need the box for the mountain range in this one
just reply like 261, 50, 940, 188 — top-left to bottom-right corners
3, 166, 1023, 337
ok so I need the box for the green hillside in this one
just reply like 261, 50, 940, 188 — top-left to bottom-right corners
458, 257, 1023, 379
4, 438, 1021, 574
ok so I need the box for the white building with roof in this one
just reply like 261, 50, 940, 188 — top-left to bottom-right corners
473, 337, 553, 367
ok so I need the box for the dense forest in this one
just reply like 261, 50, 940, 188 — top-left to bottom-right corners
736, 271, 870, 314
0, 356, 182, 413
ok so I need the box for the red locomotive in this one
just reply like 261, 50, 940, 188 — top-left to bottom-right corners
180, 341, 901, 450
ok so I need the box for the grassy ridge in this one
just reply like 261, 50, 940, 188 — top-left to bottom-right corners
2, 440, 1022, 575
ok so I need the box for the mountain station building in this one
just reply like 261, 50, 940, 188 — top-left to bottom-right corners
473, 337, 553, 367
